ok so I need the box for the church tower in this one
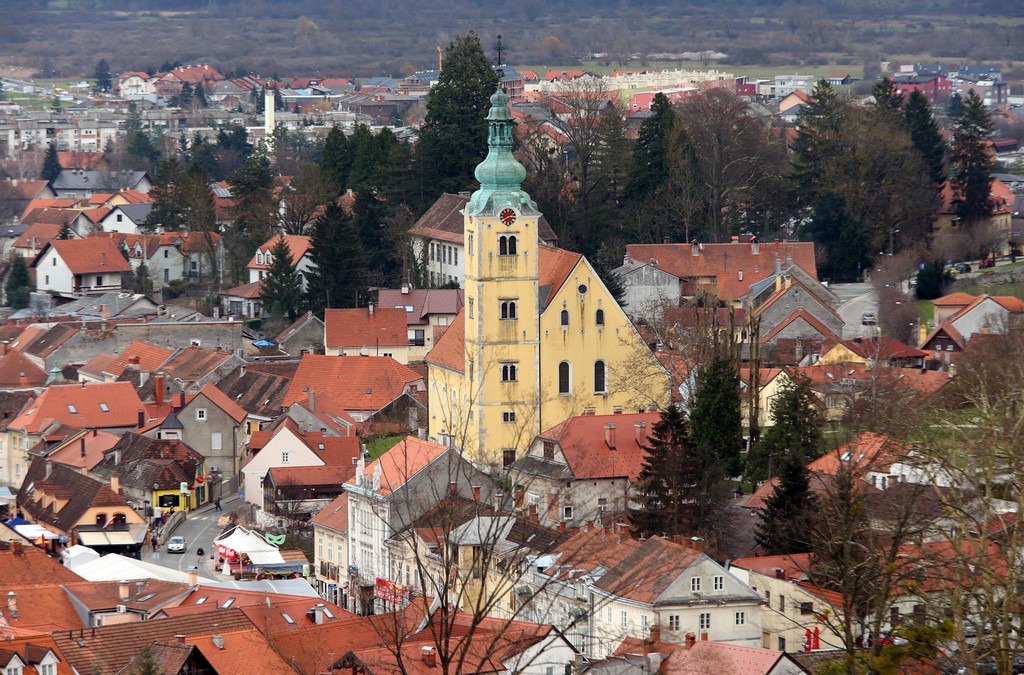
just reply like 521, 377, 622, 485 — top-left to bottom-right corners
462, 88, 542, 465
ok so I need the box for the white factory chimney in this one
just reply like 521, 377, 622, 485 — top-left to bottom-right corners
264, 88, 276, 139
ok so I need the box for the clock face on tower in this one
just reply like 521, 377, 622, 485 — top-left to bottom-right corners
499, 208, 517, 225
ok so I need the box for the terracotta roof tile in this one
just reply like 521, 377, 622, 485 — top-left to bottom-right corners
932, 292, 976, 306
663, 641, 793, 674
247, 234, 312, 269
105, 341, 174, 377
195, 382, 247, 423
50, 607, 255, 675
10, 382, 143, 433
324, 307, 408, 348
91, 432, 205, 491
41, 238, 133, 274
267, 463, 357, 487
730, 553, 811, 580
345, 436, 449, 495
310, 492, 349, 531
0, 544, 83, 587
213, 367, 291, 419
190, 628, 295, 673
594, 536, 701, 603
529, 412, 661, 481
282, 355, 423, 411
46, 430, 121, 471
377, 288, 464, 324
425, 308, 465, 373
0, 349, 48, 388
0, 179, 50, 201
12, 220, 66, 250
538, 245, 582, 308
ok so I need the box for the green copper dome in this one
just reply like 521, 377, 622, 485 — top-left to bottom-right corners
467, 87, 538, 217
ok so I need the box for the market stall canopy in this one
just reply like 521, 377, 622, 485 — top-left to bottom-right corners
214, 525, 284, 565
13, 523, 59, 540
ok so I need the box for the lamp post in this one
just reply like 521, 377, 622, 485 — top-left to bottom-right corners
888, 228, 900, 256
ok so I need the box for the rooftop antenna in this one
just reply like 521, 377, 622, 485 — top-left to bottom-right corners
437, 46, 442, 71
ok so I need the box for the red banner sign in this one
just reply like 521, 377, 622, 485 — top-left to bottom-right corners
374, 578, 409, 604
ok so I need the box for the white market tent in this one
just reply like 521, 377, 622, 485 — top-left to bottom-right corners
13, 523, 59, 541
72, 553, 216, 583
214, 526, 284, 565
61, 544, 100, 569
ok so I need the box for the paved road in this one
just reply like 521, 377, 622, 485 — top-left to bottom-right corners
144, 494, 243, 573
830, 282, 879, 339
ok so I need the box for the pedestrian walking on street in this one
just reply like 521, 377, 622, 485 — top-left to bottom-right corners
215, 498, 222, 511
150, 536, 157, 552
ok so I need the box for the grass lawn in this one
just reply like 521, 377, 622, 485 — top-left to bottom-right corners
364, 435, 403, 460
955, 282, 1024, 299
916, 299, 935, 327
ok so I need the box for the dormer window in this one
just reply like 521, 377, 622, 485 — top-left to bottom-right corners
257, 253, 264, 265
67, 404, 78, 414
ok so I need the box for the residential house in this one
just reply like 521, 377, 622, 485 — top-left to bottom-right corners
4, 382, 144, 488
931, 291, 976, 324
745, 263, 843, 346
133, 345, 242, 397
211, 364, 294, 440
117, 72, 155, 97
278, 394, 359, 438
311, 493, 349, 606
37, 429, 121, 472
377, 286, 464, 361
49, 171, 151, 199
58, 579, 191, 627
343, 437, 494, 614
90, 232, 186, 289
176, 383, 247, 495
0, 392, 34, 489
0, 638, 71, 675
793, 362, 951, 421
891, 73, 952, 101
219, 280, 264, 319
98, 204, 153, 234
153, 65, 225, 99
408, 191, 558, 288
16, 462, 146, 556
617, 239, 818, 313
91, 433, 208, 514
33, 238, 132, 296
920, 294, 1024, 358
180, 231, 223, 281
932, 179, 1016, 252
0, 179, 55, 217
510, 412, 661, 529
247, 234, 315, 288
275, 311, 324, 355
282, 354, 425, 426
590, 536, 764, 659
78, 340, 174, 384
15, 322, 80, 372
739, 367, 794, 429
729, 554, 844, 653
263, 464, 355, 520
819, 336, 928, 369
0, 349, 48, 390
324, 306, 411, 362
240, 418, 361, 509
58, 150, 109, 172
12, 214, 78, 258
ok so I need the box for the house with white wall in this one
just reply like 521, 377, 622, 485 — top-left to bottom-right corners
33, 238, 132, 296
247, 234, 315, 289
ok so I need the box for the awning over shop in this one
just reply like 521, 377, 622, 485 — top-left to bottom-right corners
214, 525, 284, 565
77, 530, 138, 546
13, 523, 59, 540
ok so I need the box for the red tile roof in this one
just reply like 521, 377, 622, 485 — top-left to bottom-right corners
0, 179, 50, 201
12, 220, 67, 251
932, 291, 976, 307
9, 382, 144, 433
324, 307, 408, 348
663, 642, 794, 674
267, 463, 357, 487
194, 382, 247, 423
626, 241, 817, 301
190, 628, 295, 673
105, 340, 174, 377
42, 238, 133, 274
0, 636, 74, 674
57, 151, 105, 170
345, 436, 449, 495
823, 336, 928, 361
538, 412, 661, 481
0, 349, 48, 388
46, 430, 122, 471
425, 308, 465, 373
0, 544, 83, 587
538, 245, 582, 308
593, 536, 702, 603
247, 234, 312, 269
730, 553, 812, 580
377, 288, 464, 324
544, 526, 643, 582
408, 192, 557, 245
310, 493, 349, 531
282, 355, 423, 411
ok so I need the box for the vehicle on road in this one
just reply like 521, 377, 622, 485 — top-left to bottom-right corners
954, 262, 972, 274
979, 258, 995, 269
167, 536, 186, 553
861, 311, 877, 325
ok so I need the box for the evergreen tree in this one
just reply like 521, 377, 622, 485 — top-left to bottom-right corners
41, 142, 62, 181
745, 374, 823, 483
947, 92, 963, 118
801, 191, 867, 282
915, 260, 952, 300
630, 405, 705, 537
50, 95, 62, 113
320, 126, 351, 192
951, 89, 994, 227
145, 156, 187, 231
226, 156, 276, 281
194, 83, 208, 108
5, 256, 31, 309
690, 355, 743, 478
416, 30, 500, 199
347, 124, 382, 189
591, 243, 627, 305
94, 59, 113, 92
790, 79, 848, 210
904, 89, 946, 183
132, 261, 155, 295
180, 163, 218, 234
57, 221, 72, 240
260, 236, 303, 321
870, 77, 904, 122
755, 452, 818, 554
625, 93, 677, 201
124, 102, 160, 170
305, 202, 365, 310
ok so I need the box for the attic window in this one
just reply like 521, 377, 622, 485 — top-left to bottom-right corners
221, 598, 235, 608
196, 597, 208, 604
317, 443, 325, 450
99, 403, 110, 412
67, 404, 78, 414
136, 593, 156, 602
281, 612, 295, 625
322, 607, 335, 619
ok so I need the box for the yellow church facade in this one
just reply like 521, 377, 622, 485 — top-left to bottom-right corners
425, 89, 669, 467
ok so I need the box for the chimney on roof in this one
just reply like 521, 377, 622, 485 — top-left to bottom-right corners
118, 579, 130, 601
368, 303, 374, 315
649, 624, 661, 644
45, 460, 52, 479
212, 635, 224, 650
685, 632, 696, 647
308, 391, 315, 413
775, 568, 786, 579
80, 437, 86, 458
401, 284, 409, 295
472, 485, 481, 502
154, 373, 165, 406
311, 604, 325, 625
527, 503, 539, 523
187, 569, 198, 586
128, 355, 140, 365
111, 476, 120, 494
634, 421, 648, 444
751, 237, 759, 255
175, 635, 186, 644
604, 422, 616, 449
422, 646, 436, 667
449, 481, 457, 496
